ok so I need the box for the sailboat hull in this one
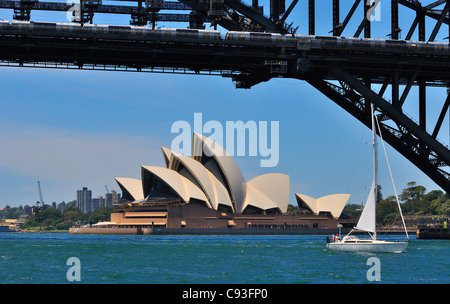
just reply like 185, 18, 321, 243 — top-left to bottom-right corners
327, 240, 408, 253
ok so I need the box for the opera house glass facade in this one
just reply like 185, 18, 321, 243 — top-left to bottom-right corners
111, 133, 351, 231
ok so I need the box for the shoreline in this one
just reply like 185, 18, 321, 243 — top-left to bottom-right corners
17, 229, 69, 233
10, 227, 417, 236
68, 227, 416, 236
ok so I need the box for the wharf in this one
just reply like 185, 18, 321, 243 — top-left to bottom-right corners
377, 227, 416, 235
416, 224, 449, 239
69, 227, 139, 235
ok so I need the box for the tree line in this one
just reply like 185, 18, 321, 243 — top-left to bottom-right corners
23, 206, 113, 231
1, 201, 113, 231
344, 181, 450, 225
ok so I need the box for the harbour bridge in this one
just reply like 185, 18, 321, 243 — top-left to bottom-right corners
0, 0, 449, 193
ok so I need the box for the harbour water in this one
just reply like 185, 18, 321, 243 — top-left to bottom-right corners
0, 233, 448, 284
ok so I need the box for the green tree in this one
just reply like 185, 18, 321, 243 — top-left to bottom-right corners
376, 184, 383, 203
64, 210, 82, 222
22, 218, 39, 229
437, 200, 450, 216
56, 201, 66, 211
423, 190, 444, 203
286, 204, 299, 214
427, 198, 443, 215
65, 200, 77, 209
88, 207, 113, 224
63, 206, 85, 226
376, 195, 399, 225
399, 181, 426, 214
4, 208, 21, 219
24, 207, 63, 230
343, 204, 362, 219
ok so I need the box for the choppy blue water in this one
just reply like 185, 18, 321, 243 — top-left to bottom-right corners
0, 233, 448, 284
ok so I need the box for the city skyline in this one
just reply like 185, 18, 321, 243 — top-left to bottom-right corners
0, 184, 121, 209
0, 3, 448, 208
76, 186, 120, 213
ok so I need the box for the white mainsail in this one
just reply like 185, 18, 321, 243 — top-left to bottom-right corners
355, 103, 378, 237
355, 180, 376, 234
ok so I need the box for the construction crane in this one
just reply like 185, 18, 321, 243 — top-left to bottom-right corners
38, 181, 44, 206
105, 185, 110, 194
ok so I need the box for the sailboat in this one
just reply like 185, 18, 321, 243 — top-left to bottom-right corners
327, 103, 409, 253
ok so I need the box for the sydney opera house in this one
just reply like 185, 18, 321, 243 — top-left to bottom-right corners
109, 133, 352, 232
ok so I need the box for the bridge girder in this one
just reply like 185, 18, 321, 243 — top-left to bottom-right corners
305, 71, 450, 193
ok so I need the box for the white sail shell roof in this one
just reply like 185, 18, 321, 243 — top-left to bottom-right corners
161, 146, 173, 168
192, 133, 247, 213
355, 180, 376, 233
295, 193, 350, 219
243, 183, 282, 213
141, 165, 208, 204
115, 134, 296, 215
114, 177, 144, 201
170, 154, 234, 212
247, 173, 290, 214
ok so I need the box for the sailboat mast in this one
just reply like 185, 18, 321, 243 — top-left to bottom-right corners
371, 103, 378, 240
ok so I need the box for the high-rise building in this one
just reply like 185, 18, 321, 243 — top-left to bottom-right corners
76, 187, 92, 213
93, 196, 106, 210
105, 190, 120, 208
76, 187, 120, 213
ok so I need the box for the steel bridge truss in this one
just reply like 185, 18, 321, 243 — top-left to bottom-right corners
302, 0, 450, 194
0, 0, 450, 192
0, 0, 298, 32
306, 73, 450, 196
2, 0, 449, 34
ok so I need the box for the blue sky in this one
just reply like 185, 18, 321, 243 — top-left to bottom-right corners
0, 1, 448, 208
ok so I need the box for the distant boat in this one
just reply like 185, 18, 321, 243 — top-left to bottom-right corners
327, 104, 409, 253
